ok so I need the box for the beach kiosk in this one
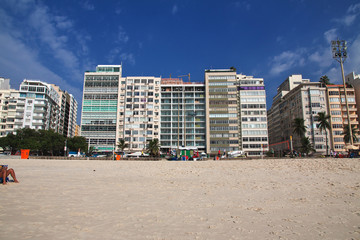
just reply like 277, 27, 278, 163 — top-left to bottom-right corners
179, 146, 198, 160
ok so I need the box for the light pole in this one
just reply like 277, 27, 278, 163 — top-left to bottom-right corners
331, 40, 353, 145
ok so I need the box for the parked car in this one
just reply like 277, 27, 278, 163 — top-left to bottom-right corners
127, 152, 149, 157
68, 151, 85, 157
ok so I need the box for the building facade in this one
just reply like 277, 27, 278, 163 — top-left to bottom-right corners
268, 75, 328, 155
326, 84, 359, 151
81, 65, 122, 152
51, 85, 78, 137
205, 69, 268, 156
238, 74, 268, 156
115, 76, 161, 152
0, 81, 20, 136
160, 78, 206, 153
17, 80, 60, 131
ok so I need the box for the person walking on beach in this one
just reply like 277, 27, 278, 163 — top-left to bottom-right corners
0, 165, 19, 185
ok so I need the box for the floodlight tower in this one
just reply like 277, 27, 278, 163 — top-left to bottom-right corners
331, 40, 353, 145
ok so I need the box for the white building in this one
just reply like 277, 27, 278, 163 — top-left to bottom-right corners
160, 78, 206, 153
81, 65, 122, 152
17, 80, 60, 131
116, 76, 161, 152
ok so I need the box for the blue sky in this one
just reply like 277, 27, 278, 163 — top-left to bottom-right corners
0, 0, 360, 123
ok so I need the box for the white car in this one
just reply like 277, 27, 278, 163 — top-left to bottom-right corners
127, 152, 149, 157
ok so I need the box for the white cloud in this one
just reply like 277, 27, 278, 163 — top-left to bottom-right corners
172, 5, 178, 15
80, 1, 95, 11
308, 50, 332, 68
269, 49, 306, 76
54, 16, 73, 30
107, 47, 135, 66
0, 33, 82, 99
234, 1, 251, 11
324, 28, 337, 43
345, 33, 360, 75
120, 53, 135, 65
27, 5, 80, 73
333, 3, 360, 27
117, 26, 129, 43
347, 3, 360, 13
335, 14, 357, 26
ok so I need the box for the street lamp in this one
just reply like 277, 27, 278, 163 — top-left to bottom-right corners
331, 40, 353, 145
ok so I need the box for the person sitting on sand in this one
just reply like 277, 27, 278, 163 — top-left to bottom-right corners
0, 165, 19, 185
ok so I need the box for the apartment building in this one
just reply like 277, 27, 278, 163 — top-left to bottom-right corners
115, 76, 161, 152
326, 84, 359, 151
205, 69, 239, 155
0, 77, 20, 136
346, 72, 360, 124
160, 78, 206, 153
205, 69, 268, 156
51, 84, 78, 137
17, 80, 60, 131
238, 74, 268, 156
268, 75, 328, 155
81, 65, 122, 152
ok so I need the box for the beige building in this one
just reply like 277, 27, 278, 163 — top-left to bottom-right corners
205, 69, 268, 156
205, 69, 239, 155
346, 72, 360, 126
326, 84, 359, 151
51, 84, 78, 137
268, 75, 328, 155
0, 77, 20, 136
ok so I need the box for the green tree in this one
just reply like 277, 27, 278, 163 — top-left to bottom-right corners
300, 137, 315, 155
343, 124, 359, 144
293, 118, 307, 138
117, 139, 128, 153
16, 128, 41, 153
0, 133, 18, 153
38, 129, 65, 156
319, 75, 330, 86
146, 139, 160, 157
316, 112, 331, 155
67, 136, 88, 152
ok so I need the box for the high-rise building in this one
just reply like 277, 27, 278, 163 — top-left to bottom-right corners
205, 69, 268, 156
238, 74, 268, 156
0, 78, 77, 137
160, 78, 206, 153
326, 84, 359, 151
81, 65, 122, 152
268, 75, 328, 155
205, 69, 239, 155
17, 80, 60, 131
51, 84, 78, 137
0, 78, 19, 136
115, 76, 161, 152
346, 72, 360, 125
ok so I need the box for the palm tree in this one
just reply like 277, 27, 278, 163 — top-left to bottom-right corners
343, 125, 359, 144
300, 137, 315, 155
117, 139, 128, 155
319, 75, 330, 86
293, 118, 307, 138
316, 112, 330, 156
146, 139, 160, 157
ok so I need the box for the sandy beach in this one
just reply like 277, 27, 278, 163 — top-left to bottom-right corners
1, 157, 359, 240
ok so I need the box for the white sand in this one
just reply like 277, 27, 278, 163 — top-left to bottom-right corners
1, 157, 359, 240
